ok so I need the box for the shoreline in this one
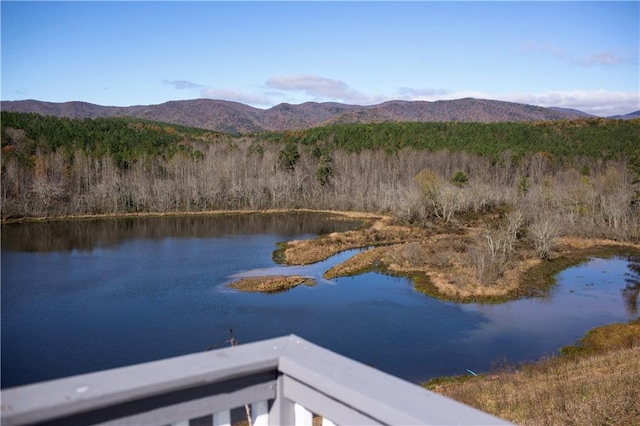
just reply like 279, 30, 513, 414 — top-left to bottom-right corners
0, 208, 384, 225
4, 208, 639, 303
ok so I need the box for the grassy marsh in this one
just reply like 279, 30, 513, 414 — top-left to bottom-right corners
278, 212, 640, 303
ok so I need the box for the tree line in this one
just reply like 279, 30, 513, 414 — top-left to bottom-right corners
2, 112, 639, 245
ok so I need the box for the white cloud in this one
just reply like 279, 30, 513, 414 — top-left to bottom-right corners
402, 90, 493, 103
266, 75, 348, 96
502, 90, 639, 116
519, 41, 566, 60
164, 79, 273, 106
163, 80, 204, 90
518, 41, 636, 68
265, 74, 388, 104
398, 87, 452, 97
573, 52, 629, 67
200, 88, 273, 106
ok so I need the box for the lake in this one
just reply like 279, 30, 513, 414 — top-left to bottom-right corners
2, 213, 638, 389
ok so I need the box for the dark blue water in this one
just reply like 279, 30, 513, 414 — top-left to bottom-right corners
2, 215, 638, 388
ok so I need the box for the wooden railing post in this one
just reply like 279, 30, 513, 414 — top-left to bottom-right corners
294, 403, 313, 426
213, 410, 231, 426
268, 374, 295, 426
251, 400, 269, 426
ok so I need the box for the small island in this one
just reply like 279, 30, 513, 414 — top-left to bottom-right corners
227, 275, 315, 293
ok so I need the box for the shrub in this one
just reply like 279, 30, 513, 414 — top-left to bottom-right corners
451, 170, 469, 187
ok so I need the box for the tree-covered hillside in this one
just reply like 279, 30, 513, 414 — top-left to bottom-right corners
3, 112, 639, 166
1, 112, 223, 167
267, 119, 640, 160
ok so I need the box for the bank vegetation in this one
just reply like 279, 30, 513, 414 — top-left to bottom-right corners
426, 319, 640, 425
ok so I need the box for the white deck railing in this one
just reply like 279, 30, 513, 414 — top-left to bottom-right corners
1, 335, 511, 425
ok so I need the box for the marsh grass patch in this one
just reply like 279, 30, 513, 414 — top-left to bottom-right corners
227, 275, 315, 293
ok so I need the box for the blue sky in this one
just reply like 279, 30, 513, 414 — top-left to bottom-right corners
2, 1, 638, 116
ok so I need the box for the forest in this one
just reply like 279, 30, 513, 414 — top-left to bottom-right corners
2, 111, 640, 245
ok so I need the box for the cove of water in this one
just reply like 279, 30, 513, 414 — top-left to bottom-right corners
2, 214, 638, 389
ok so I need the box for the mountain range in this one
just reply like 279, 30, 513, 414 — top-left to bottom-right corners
2, 98, 638, 134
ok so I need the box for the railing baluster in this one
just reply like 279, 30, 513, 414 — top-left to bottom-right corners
252, 400, 269, 426
321, 418, 337, 426
294, 403, 313, 426
213, 410, 231, 426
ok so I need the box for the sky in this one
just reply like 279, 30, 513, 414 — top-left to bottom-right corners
2, 1, 639, 116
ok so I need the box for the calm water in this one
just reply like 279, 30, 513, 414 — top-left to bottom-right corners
2, 214, 638, 388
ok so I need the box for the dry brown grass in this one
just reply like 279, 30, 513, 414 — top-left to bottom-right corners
280, 213, 430, 265
227, 275, 315, 293
281, 211, 640, 303
321, 228, 537, 302
426, 320, 640, 425
323, 246, 389, 279
558, 236, 640, 250
560, 319, 640, 357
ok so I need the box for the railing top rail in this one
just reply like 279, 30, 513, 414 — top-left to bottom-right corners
278, 335, 510, 425
2, 334, 512, 426
1, 336, 289, 426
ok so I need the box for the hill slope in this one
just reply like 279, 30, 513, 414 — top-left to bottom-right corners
2, 98, 594, 133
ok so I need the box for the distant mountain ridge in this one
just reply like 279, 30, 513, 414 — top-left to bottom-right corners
608, 110, 640, 120
547, 107, 596, 118
1, 98, 631, 134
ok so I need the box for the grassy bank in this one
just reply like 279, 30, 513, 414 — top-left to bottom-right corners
424, 319, 640, 425
0, 208, 368, 225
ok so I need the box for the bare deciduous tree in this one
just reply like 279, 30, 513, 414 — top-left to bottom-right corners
529, 217, 560, 260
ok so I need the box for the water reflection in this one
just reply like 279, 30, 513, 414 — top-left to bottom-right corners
223, 248, 367, 292
622, 255, 640, 314
461, 256, 639, 365
1, 213, 361, 253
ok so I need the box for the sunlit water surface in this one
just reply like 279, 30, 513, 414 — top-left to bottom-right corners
2, 214, 638, 388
